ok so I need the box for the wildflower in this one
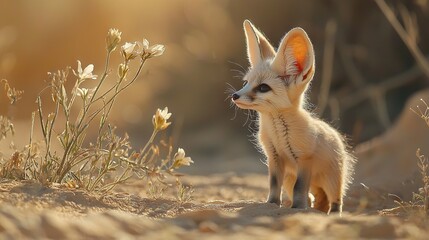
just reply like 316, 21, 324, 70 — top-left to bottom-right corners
141, 38, 165, 59
172, 148, 193, 169
76, 87, 94, 101
106, 28, 122, 52
73, 61, 98, 81
152, 107, 171, 131
118, 63, 129, 79
121, 42, 141, 61
1, 79, 23, 105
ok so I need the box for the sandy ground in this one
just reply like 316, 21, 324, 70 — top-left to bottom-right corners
1, 90, 429, 239
0, 174, 428, 239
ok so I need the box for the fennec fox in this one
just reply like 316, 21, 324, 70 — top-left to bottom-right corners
232, 20, 355, 214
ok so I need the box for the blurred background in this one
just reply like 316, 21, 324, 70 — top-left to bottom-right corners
1, 0, 429, 175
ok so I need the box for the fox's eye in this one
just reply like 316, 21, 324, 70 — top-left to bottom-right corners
257, 83, 271, 93
242, 80, 248, 86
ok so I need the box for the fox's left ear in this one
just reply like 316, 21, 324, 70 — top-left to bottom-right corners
271, 28, 315, 83
243, 20, 276, 67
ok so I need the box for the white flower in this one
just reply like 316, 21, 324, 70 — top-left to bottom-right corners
122, 42, 137, 55
142, 39, 150, 50
121, 42, 141, 61
73, 60, 98, 80
172, 148, 193, 169
76, 87, 95, 100
150, 44, 166, 57
141, 38, 165, 59
152, 107, 172, 131
158, 107, 172, 120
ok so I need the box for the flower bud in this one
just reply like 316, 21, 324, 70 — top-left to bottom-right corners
118, 63, 129, 79
106, 28, 122, 52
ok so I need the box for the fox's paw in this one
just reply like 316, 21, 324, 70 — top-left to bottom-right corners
281, 199, 292, 208
266, 197, 281, 206
328, 202, 342, 216
291, 199, 308, 209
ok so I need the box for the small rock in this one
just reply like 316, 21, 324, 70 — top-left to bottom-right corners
199, 221, 219, 233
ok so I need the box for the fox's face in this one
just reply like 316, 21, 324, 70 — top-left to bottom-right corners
232, 20, 315, 113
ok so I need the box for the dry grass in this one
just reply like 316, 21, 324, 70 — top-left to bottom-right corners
0, 29, 193, 197
384, 100, 429, 221
373, 0, 429, 219
411, 100, 429, 216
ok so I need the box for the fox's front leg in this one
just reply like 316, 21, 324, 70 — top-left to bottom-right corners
291, 164, 311, 209
266, 147, 285, 205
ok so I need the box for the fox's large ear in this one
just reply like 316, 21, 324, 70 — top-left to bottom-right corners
243, 20, 275, 67
271, 28, 315, 82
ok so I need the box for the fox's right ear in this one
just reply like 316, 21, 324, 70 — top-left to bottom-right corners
243, 20, 275, 67
271, 28, 315, 83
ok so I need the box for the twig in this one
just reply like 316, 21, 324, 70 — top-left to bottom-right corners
332, 60, 422, 110
338, 43, 366, 88
375, 0, 429, 79
318, 20, 337, 115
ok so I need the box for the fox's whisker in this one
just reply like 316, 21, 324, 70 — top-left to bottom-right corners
228, 60, 247, 74
230, 69, 246, 77
225, 82, 237, 94
230, 105, 238, 120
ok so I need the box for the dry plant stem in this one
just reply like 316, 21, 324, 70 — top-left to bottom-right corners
74, 76, 111, 150
89, 51, 112, 103
88, 145, 114, 191
56, 52, 113, 182
417, 149, 429, 216
76, 51, 114, 139
138, 129, 158, 164
101, 167, 132, 192
412, 105, 429, 216
82, 59, 146, 128
57, 59, 146, 183
68, 79, 81, 112
36, 97, 46, 141
318, 20, 337, 115
46, 101, 59, 161
36, 97, 57, 166
23, 112, 36, 178
97, 61, 129, 147
375, 0, 429, 79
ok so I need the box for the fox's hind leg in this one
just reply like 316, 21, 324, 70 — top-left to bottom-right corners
323, 178, 343, 214
312, 187, 330, 213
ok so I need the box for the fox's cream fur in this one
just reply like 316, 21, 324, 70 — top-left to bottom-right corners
232, 20, 355, 214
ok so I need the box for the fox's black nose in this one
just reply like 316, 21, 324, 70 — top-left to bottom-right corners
232, 93, 240, 100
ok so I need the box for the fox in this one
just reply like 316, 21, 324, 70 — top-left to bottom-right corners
231, 20, 355, 214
